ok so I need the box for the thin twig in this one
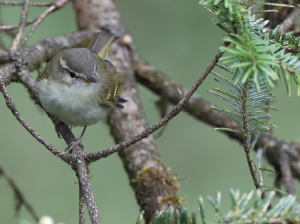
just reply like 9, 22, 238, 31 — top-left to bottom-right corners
0, 21, 17, 39
19, 0, 69, 49
0, 74, 71, 163
251, 10, 278, 15
241, 81, 264, 198
0, 1, 54, 6
0, 164, 39, 222
11, 0, 30, 50
86, 41, 230, 163
0, 18, 38, 30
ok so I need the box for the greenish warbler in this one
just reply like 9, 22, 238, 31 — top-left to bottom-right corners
36, 32, 126, 151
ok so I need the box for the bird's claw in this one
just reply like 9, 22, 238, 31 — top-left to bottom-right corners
65, 139, 84, 153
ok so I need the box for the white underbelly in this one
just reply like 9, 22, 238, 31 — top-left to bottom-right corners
51, 102, 110, 126
37, 80, 111, 126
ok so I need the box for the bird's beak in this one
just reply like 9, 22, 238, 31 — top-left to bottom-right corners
83, 75, 98, 83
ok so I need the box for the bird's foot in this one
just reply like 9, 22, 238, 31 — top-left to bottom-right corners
65, 126, 87, 153
115, 96, 127, 108
65, 139, 84, 153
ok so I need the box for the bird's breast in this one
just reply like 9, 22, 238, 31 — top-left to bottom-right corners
37, 80, 110, 126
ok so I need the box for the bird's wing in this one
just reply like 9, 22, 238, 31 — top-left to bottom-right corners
87, 31, 119, 60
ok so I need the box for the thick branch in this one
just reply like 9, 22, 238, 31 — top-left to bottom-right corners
72, 0, 181, 222
76, 154, 101, 224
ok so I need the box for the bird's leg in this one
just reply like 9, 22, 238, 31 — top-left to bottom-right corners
66, 126, 87, 153
55, 120, 63, 139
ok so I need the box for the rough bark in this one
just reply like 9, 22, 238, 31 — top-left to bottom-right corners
72, 0, 181, 222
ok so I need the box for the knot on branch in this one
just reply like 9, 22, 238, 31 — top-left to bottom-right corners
70, 150, 88, 171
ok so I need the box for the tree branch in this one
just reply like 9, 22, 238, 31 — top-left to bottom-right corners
0, 1, 54, 6
0, 164, 39, 222
279, 149, 296, 196
72, 0, 182, 222
10, 0, 30, 50
76, 153, 101, 224
241, 81, 264, 197
0, 27, 299, 221
19, 0, 69, 49
0, 18, 38, 31
79, 182, 85, 224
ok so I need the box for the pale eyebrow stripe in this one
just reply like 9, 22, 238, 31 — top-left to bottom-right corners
59, 58, 84, 78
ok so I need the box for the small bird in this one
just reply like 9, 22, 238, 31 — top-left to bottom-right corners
36, 32, 126, 151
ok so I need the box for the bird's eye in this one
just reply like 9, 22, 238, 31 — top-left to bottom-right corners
69, 71, 76, 78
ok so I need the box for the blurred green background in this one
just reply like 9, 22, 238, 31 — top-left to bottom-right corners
1, 0, 300, 223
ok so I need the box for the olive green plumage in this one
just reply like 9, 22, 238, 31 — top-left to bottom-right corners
36, 32, 126, 142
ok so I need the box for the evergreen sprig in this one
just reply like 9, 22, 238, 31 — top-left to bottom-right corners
249, 17, 300, 95
208, 72, 277, 139
136, 190, 299, 224
199, 0, 248, 33
200, 0, 300, 95
220, 34, 279, 91
199, 189, 298, 224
